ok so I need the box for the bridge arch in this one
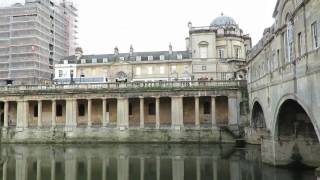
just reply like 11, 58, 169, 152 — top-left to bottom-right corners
251, 101, 266, 129
272, 95, 320, 142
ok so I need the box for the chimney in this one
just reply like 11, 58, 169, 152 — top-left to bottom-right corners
169, 43, 173, 55
129, 45, 134, 56
185, 37, 190, 51
75, 47, 83, 60
188, 21, 192, 30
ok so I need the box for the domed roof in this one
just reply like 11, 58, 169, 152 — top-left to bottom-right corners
210, 14, 237, 27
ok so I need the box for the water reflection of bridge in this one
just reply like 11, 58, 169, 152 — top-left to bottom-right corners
0, 144, 316, 180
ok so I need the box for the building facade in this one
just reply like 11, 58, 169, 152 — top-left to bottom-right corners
246, 0, 320, 166
55, 15, 251, 84
0, 0, 78, 85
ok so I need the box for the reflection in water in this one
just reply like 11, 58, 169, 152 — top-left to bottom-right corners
0, 144, 316, 180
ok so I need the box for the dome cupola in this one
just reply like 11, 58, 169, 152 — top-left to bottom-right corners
210, 13, 238, 27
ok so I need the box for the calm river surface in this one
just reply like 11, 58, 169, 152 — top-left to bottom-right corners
0, 144, 316, 180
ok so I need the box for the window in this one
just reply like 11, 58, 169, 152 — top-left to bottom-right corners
203, 101, 210, 114
58, 70, 63, 77
148, 56, 153, 61
160, 55, 165, 60
282, 32, 287, 64
202, 66, 206, 71
136, 67, 141, 75
81, 59, 86, 64
120, 57, 125, 61
177, 54, 183, 60
92, 58, 97, 64
199, 46, 208, 58
218, 48, 224, 59
148, 103, 155, 115
148, 67, 153, 75
287, 20, 294, 62
129, 103, 132, 116
103, 58, 108, 63
311, 21, 318, 49
235, 47, 241, 59
78, 104, 85, 116
160, 66, 165, 74
56, 104, 62, 117
297, 32, 302, 57
136, 56, 141, 61
34, 104, 38, 117
171, 65, 177, 73
63, 60, 68, 64
70, 70, 74, 78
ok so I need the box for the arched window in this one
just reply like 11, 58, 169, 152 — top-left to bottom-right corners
284, 14, 294, 63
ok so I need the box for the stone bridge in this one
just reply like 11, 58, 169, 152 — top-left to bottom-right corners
0, 80, 247, 143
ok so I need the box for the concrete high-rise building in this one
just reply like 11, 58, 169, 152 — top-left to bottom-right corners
0, 0, 78, 84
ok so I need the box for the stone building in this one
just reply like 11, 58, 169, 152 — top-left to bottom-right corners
246, 0, 320, 166
55, 14, 251, 84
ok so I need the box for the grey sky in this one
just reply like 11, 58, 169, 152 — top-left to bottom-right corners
1, 0, 278, 55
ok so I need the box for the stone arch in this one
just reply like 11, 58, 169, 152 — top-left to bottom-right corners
279, 0, 294, 26
115, 71, 128, 82
272, 94, 320, 142
251, 101, 266, 129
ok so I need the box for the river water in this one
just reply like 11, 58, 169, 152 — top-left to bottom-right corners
0, 144, 316, 180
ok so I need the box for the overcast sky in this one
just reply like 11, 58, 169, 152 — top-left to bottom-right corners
1, 0, 278, 55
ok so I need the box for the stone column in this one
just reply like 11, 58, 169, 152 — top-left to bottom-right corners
87, 157, 92, 180
3, 101, 8, 128
139, 97, 144, 128
17, 101, 28, 129
37, 100, 42, 128
87, 99, 92, 127
228, 96, 238, 125
211, 96, 216, 127
172, 156, 184, 180
171, 96, 184, 130
36, 159, 41, 180
2, 160, 7, 180
195, 97, 200, 128
117, 97, 129, 129
213, 160, 218, 180
51, 100, 56, 128
66, 99, 77, 129
51, 159, 56, 180
117, 156, 129, 180
155, 97, 160, 129
102, 158, 108, 180
102, 99, 107, 127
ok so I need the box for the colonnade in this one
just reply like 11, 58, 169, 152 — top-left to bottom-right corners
0, 95, 239, 130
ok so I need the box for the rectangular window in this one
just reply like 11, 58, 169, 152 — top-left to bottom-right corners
160, 66, 165, 74
148, 103, 155, 115
148, 67, 153, 75
282, 32, 287, 63
56, 104, 62, 117
202, 66, 206, 71
160, 55, 165, 60
218, 48, 224, 59
34, 104, 38, 117
171, 65, 176, 73
81, 59, 86, 64
203, 101, 210, 114
136, 67, 141, 75
63, 60, 68, 64
199, 46, 208, 58
120, 57, 125, 61
136, 56, 141, 61
148, 56, 153, 61
311, 22, 318, 49
177, 54, 183, 60
297, 32, 302, 57
235, 47, 241, 59
92, 58, 97, 64
78, 104, 85, 116
58, 70, 63, 77
103, 58, 108, 63
129, 103, 132, 116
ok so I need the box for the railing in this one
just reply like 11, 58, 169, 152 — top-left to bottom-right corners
0, 80, 247, 93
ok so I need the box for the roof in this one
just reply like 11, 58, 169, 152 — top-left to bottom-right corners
60, 50, 191, 64
210, 14, 238, 27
